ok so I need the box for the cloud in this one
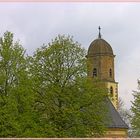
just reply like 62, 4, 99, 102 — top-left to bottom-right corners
0, 2, 140, 109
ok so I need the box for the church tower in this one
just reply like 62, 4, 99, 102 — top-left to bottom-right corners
86, 27, 128, 137
87, 27, 118, 109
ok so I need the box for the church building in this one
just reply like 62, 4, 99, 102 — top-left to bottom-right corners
86, 27, 128, 137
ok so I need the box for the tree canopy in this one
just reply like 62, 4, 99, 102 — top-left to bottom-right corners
131, 80, 140, 137
0, 31, 37, 137
0, 32, 108, 137
29, 35, 108, 137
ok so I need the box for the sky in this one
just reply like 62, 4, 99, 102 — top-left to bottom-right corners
0, 2, 140, 109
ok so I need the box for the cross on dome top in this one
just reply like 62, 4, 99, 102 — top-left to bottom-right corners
98, 26, 101, 38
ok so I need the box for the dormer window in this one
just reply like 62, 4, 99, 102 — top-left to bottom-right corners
93, 68, 97, 77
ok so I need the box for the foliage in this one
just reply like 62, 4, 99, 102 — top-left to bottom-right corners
0, 33, 108, 137
30, 35, 108, 137
0, 31, 36, 137
131, 80, 140, 137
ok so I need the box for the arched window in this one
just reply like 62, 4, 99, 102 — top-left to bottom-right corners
93, 68, 97, 77
109, 68, 112, 78
110, 86, 113, 97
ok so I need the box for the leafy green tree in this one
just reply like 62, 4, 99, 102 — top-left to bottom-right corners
0, 31, 36, 137
30, 35, 108, 137
131, 80, 140, 137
